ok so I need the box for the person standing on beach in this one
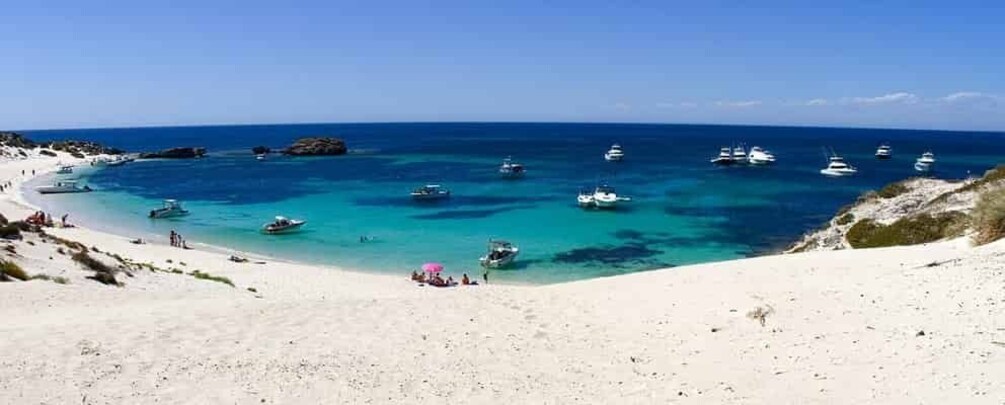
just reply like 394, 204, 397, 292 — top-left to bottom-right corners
169, 230, 177, 247
483, 269, 489, 284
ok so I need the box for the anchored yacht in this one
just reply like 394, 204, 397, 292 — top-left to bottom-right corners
604, 144, 625, 161
36, 181, 92, 194
498, 157, 525, 179
914, 151, 936, 172
411, 184, 451, 201
747, 146, 776, 165
875, 144, 892, 160
262, 216, 306, 234
710, 147, 734, 165
820, 155, 858, 177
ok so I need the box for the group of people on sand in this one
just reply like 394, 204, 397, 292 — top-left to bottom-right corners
0, 181, 12, 193
410, 271, 479, 287
168, 230, 190, 249
25, 211, 70, 228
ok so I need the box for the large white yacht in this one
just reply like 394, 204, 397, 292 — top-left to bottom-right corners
914, 151, 936, 172
710, 147, 734, 165
875, 144, 892, 160
604, 144, 625, 161
820, 155, 858, 177
747, 146, 776, 165
36, 181, 92, 194
731, 145, 748, 163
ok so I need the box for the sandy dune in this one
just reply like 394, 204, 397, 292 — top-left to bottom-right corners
0, 152, 1002, 404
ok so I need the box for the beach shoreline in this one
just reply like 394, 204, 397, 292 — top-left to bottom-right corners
1, 151, 1003, 403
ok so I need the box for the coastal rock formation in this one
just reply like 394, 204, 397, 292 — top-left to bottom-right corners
282, 137, 347, 156
252, 146, 271, 155
0, 132, 38, 149
45, 140, 124, 156
139, 147, 206, 159
787, 166, 1005, 252
1, 131, 122, 157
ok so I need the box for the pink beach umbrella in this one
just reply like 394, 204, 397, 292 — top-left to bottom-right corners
421, 262, 444, 274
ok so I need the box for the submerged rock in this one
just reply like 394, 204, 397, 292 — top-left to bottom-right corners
283, 137, 347, 156
139, 147, 206, 159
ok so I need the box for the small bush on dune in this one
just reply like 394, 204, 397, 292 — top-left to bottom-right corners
972, 187, 1005, 245
0, 260, 28, 281
846, 212, 968, 249
836, 213, 855, 226
877, 181, 910, 199
190, 270, 234, 287
72, 251, 119, 286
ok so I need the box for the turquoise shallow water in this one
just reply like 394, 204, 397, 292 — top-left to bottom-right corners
23, 123, 1005, 284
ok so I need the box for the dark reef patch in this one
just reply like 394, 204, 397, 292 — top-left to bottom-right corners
552, 242, 664, 267
410, 205, 534, 220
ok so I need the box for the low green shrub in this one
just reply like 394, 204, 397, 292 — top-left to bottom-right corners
72, 251, 119, 286
877, 181, 910, 199
971, 187, 1005, 245
836, 213, 855, 226
190, 270, 234, 287
846, 212, 968, 249
0, 260, 28, 281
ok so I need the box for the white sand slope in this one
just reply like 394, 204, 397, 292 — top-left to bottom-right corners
0, 153, 1003, 404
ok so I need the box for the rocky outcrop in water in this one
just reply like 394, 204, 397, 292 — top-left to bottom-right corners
252, 146, 271, 155
282, 137, 347, 156
139, 147, 207, 159
0, 132, 38, 149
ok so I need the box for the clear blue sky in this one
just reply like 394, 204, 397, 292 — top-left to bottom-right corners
2, 1, 1004, 131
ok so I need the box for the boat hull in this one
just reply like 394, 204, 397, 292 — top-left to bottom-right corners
914, 162, 933, 172
262, 222, 306, 234
820, 169, 857, 177
480, 252, 518, 268
149, 209, 189, 219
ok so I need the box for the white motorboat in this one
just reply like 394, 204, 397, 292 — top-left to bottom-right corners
731, 145, 748, 163
593, 184, 619, 208
579, 185, 631, 209
577, 189, 596, 207
820, 155, 858, 177
498, 157, 525, 179
875, 144, 892, 160
262, 216, 306, 234
479, 240, 519, 268
914, 151, 936, 172
410, 184, 451, 201
36, 181, 92, 194
747, 146, 776, 165
256, 154, 266, 161
148, 199, 190, 219
56, 165, 73, 174
604, 144, 625, 161
710, 147, 734, 165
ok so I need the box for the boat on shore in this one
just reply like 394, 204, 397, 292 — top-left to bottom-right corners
914, 151, 936, 172
411, 184, 451, 201
876, 144, 892, 160
604, 144, 624, 161
56, 165, 73, 174
499, 157, 525, 179
262, 216, 306, 234
820, 153, 857, 177
149, 199, 190, 219
479, 240, 519, 268
747, 146, 776, 165
36, 181, 92, 194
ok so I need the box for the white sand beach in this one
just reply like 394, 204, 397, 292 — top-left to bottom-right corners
1, 152, 1003, 404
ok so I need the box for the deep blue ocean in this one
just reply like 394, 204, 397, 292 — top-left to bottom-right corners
22, 123, 1005, 283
